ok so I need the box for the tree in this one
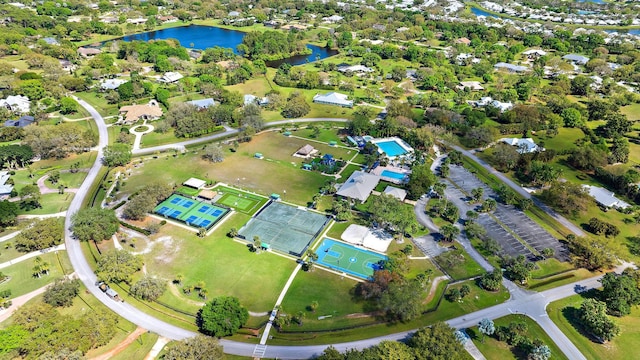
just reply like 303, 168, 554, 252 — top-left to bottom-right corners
568, 144, 608, 171
540, 182, 591, 216
23, 123, 96, 159
58, 97, 78, 115
599, 271, 640, 317
16, 218, 63, 252
0, 144, 34, 169
163, 335, 223, 360
478, 318, 495, 343
502, 255, 535, 284
519, 198, 533, 211
541, 248, 555, 259
130, 276, 167, 301
479, 269, 503, 291
379, 280, 422, 322
471, 187, 484, 203
282, 92, 310, 118
197, 296, 249, 337
407, 322, 468, 360
609, 136, 629, 164
440, 224, 460, 242
480, 198, 497, 212
43, 278, 81, 307
241, 103, 264, 130
530, 344, 551, 360
407, 163, 436, 199
491, 143, 520, 171
566, 235, 615, 271
123, 183, 172, 221
0, 201, 18, 228
570, 75, 592, 96
578, 299, 619, 342
202, 143, 224, 163
95, 250, 142, 284
72, 208, 119, 242
103, 143, 132, 167
561, 108, 583, 128
19, 184, 41, 210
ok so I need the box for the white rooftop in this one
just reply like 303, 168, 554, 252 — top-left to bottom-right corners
499, 138, 543, 153
336, 171, 380, 202
341, 224, 392, 253
583, 185, 630, 209
183, 177, 206, 189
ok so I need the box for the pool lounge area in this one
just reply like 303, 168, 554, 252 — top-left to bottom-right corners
372, 137, 414, 159
370, 165, 412, 184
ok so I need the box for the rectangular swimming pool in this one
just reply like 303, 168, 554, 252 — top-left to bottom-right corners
375, 140, 408, 157
381, 170, 408, 180
315, 238, 388, 279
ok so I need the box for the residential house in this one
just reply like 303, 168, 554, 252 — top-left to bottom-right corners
396, 26, 410, 32
563, 54, 590, 65
457, 81, 485, 91
499, 138, 543, 153
157, 15, 178, 23
372, 24, 386, 31
119, 100, 163, 123
312, 92, 353, 108
127, 18, 147, 25
383, 186, 407, 201
228, 11, 241, 17
494, 62, 529, 73
158, 72, 184, 83
59, 59, 76, 73
43, 37, 60, 46
322, 15, 344, 23
522, 49, 547, 59
77, 47, 102, 58
187, 98, 216, 109
336, 171, 380, 203
0, 171, 14, 196
455, 37, 471, 45
243, 94, 269, 106
0, 95, 30, 113
337, 64, 374, 74
100, 79, 128, 91
472, 97, 513, 112
4, 115, 34, 128
583, 185, 630, 209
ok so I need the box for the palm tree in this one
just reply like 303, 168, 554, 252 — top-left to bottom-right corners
183, 285, 194, 294
40, 260, 50, 275
440, 224, 460, 242
199, 288, 208, 300
310, 301, 319, 313
195, 281, 206, 290
32, 257, 43, 278
174, 274, 184, 285
253, 236, 262, 252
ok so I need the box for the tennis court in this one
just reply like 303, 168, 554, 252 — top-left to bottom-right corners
214, 186, 268, 215
316, 238, 388, 279
154, 194, 229, 229
238, 202, 329, 256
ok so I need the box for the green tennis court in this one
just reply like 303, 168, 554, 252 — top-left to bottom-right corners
214, 186, 268, 215
316, 238, 387, 279
154, 194, 229, 229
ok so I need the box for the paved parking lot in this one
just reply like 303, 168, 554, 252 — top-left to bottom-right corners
447, 165, 568, 261
412, 234, 450, 258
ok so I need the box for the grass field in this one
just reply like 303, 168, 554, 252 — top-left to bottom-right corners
75, 91, 119, 117
340, 163, 362, 180
438, 280, 509, 315
470, 314, 569, 360
0, 250, 72, 298
142, 219, 296, 312
175, 186, 200, 196
291, 127, 344, 144
17, 193, 75, 215
434, 248, 485, 281
548, 294, 640, 360
213, 185, 268, 215
122, 132, 337, 206
57, 171, 88, 189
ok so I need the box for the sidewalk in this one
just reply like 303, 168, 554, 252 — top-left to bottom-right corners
0, 244, 66, 270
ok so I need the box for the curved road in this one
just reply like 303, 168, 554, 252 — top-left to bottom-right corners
68, 104, 599, 359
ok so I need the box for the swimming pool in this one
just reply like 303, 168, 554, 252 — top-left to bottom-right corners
376, 140, 408, 157
381, 170, 408, 180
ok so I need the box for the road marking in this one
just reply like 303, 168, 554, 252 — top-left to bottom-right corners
539, 314, 548, 317
508, 308, 513, 314
253, 344, 267, 357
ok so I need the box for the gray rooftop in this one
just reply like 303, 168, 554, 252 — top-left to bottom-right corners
336, 171, 380, 202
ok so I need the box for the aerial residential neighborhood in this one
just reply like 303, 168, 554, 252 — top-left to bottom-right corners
0, 0, 639, 359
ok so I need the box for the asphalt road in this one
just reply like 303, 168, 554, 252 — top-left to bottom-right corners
66, 106, 599, 359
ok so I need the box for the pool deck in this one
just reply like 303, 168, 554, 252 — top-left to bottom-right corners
371, 137, 414, 159
370, 165, 412, 184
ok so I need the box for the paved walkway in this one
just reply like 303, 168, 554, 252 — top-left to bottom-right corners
143, 336, 171, 360
17, 211, 67, 220
0, 231, 20, 244
0, 244, 65, 270
464, 339, 487, 360
130, 122, 155, 151
259, 263, 303, 345
37, 174, 79, 194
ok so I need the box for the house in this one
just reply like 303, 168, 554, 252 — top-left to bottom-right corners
0, 95, 30, 113
337, 64, 374, 74
243, 94, 269, 106
4, 115, 34, 128
457, 81, 485, 91
157, 15, 178, 23
77, 47, 101, 58
336, 171, 380, 203
228, 11, 241, 17
59, 59, 76, 73
583, 185, 630, 209
119, 100, 163, 123
522, 49, 547, 59
499, 138, 543, 153
295, 144, 316, 157
158, 72, 183, 83
322, 15, 343, 23
321, 154, 335, 166
187, 98, 216, 109
42, 37, 60, 46
126, 17, 147, 25
0, 171, 14, 196
455, 37, 471, 45
472, 97, 513, 112
372, 24, 386, 31
383, 185, 407, 201
281, 24, 307, 31
563, 54, 590, 65
183, 177, 206, 189
312, 92, 353, 108
494, 62, 529, 73
100, 79, 128, 91
396, 26, 410, 32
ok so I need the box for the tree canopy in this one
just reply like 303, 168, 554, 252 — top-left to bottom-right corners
197, 296, 249, 337
72, 208, 119, 242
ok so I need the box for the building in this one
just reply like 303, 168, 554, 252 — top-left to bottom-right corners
522, 49, 547, 59
243, 94, 269, 106
322, 15, 343, 23
100, 79, 128, 91
472, 97, 513, 112
295, 144, 316, 157
157, 15, 178, 23
0, 95, 30, 113
455, 37, 471, 45
119, 100, 163, 123
337, 64, 374, 74
77, 47, 101, 58
457, 81, 485, 91
312, 92, 353, 108
336, 171, 380, 203
583, 185, 630, 209
158, 72, 184, 83
42, 37, 60, 46
183, 177, 206, 189
499, 138, 543, 153
4, 115, 34, 128
383, 186, 407, 201
126, 18, 147, 25
228, 11, 241, 17
494, 62, 529, 73
0, 171, 14, 196
187, 98, 216, 109
563, 54, 590, 65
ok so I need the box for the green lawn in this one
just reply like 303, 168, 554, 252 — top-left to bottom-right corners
340, 163, 362, 180
75, 91, 119, 117
17, 193, 75, 215
110, 331, 159, 360
548, 295, 640, 360
434, 248, 485, 281
530, 258, 575, 278
0, 250, 72, 298
212, 185, 269, 215
621, 103, 640, 121
291, 127, 345, 144
175, 186, 200, 196
55, 171, 88, 189
439, 280, 509, 316
527, 268, 598, 291
123, 132, 343, 206
532, 127, 585, 153
470, 314, 569, 360
0, 244, 22, 264
142, 219, 296, 312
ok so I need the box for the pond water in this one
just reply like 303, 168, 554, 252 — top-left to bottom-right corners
117, 25, 338, 67
576, 0, 606, 4
471, 7, 501, 18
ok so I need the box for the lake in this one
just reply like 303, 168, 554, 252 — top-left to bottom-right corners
118, 25, 338, 67
470, 7, 501, 18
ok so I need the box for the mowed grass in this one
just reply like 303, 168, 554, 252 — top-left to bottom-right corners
621, 103, 640, 121
434, 248, 485, 281
438, 280, 509, 315
124, 132, 341, 206
548, 294, 640, 360
17, 193, 75, 215
214, 185, 268, 215
0, 250, 72, 297
57, 171, 88, 188
470, 314, 569, 360
109, 331, 159, 360
143, 219, 296, 312
75, 91, 120, 116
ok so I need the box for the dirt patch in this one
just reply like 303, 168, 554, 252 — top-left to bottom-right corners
345, 312, 375, 319
90, 327, 146, 360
